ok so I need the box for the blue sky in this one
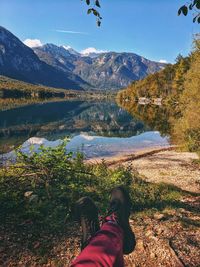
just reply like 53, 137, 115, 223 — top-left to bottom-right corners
0, 0, 199, 63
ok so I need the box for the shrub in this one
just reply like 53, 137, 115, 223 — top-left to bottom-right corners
0, 143, 133, 231
0, 142, 184, 236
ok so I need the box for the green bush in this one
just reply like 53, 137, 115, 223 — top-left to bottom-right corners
0, 142, 187, 260
0, 142, 183, 235
0, 143, 133, 231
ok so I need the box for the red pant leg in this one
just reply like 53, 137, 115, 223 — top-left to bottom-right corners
71, 222, 124, 267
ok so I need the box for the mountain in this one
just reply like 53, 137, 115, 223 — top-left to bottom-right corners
62, 45, 80, 56
0, 26, 82, 90
34, 45, 165, 90
73, 52, 165, 90
0, 26, 165, 91
33, 44, 89, 89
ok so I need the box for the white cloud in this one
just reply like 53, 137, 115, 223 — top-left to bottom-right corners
23, 39, 43, 48
159, 59, 168, 64
81, 47, 107, 55
55, 29, 88, 35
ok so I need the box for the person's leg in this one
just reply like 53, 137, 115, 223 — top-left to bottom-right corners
108, 186, 136, 254
74, 197, 100, 250
71, 187, 136, 267
71, 221, 124, 267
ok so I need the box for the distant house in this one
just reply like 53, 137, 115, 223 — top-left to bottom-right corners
152, 98, 162, 106
138, 97, 151, 105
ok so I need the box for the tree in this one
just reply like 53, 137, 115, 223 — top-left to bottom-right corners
82, 0, 102, 26
173, 38, 200, 151
82, 0, 200, 26
178, 0, 200, 23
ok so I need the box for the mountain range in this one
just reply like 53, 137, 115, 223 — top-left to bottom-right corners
0, 26, 165, 91
0, 26, 83, 90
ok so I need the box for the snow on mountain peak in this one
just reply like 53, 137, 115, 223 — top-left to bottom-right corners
63, 45, 71, 50
62, 45, 79, 55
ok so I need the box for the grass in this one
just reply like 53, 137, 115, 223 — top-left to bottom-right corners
192, 151, 200, 166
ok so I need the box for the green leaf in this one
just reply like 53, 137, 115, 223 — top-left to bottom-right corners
87, 9, 92, 14
193, 15, 197, 23
86, 0, 90, 5
93, 9, 100, 17
178, 5, 188, 16
198, 16, 200, 23
178, 7, 182, 16
189, 3, 193, 10
196, 0, 200, 9
97, 20, 101, 27
182, 5, 188, 16
95, 0, 101, 8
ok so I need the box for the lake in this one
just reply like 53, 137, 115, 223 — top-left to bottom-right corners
0, 100, 170, 159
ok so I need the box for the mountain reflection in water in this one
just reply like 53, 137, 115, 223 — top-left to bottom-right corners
0, 100, 169, 155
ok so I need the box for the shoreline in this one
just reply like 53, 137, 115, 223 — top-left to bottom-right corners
1, 140, 199, 193
87, 146, 200, 194
86, 145, 176, 166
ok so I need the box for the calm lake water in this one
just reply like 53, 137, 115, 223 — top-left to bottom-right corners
0, 100, 170, 159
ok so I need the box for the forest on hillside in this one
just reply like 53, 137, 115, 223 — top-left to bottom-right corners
0, 76, 75, 98
117, 38, 200, 154
0, 76, 113, 111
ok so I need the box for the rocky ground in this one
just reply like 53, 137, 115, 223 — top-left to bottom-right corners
2, 196, 199, 267
65, 195, 200, 267
125, 195, 200, 267
111, 150, 200, 193
1, 149, 200, 266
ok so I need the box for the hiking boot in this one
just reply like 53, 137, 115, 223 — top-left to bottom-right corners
75, 197, 100, 250
107, 186, 136, 254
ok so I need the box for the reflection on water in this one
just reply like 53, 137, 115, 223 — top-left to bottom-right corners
66, 132, 169, 158
117, 100, 173, 136
2, 132, 169, 162
0, 100, 170, 156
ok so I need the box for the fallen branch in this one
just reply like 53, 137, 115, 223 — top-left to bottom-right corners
106, 146, 177, 167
